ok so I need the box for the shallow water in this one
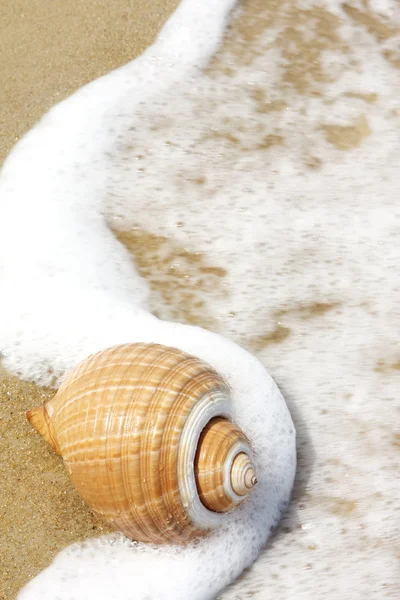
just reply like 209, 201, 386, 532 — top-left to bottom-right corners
0, 0, 399, 598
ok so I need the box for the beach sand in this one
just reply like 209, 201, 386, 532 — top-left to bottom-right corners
1, 0, 399, 598
0, 2, 178, 597
0, 0, 179, 162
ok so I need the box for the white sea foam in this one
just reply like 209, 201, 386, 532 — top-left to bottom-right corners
0, 0, 238, 383
15, 324, 295, 600
0, 0, 295, 598
1, 0, 399, 598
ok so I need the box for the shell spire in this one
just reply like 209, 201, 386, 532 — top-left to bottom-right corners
26, 343, 257, 544
195, 417, 257, 512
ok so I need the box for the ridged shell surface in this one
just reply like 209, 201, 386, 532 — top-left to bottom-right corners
34, 343, 256, 543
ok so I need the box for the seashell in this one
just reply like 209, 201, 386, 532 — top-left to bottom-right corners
27, 343, 257, 544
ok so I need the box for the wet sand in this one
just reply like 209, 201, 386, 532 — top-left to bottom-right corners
0, 2, 178, 597
1, 0, 399, 598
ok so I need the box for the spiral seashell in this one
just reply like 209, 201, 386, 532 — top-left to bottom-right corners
27, 343, 257, 544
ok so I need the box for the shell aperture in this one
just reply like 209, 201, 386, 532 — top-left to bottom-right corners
27, 342, 257, 544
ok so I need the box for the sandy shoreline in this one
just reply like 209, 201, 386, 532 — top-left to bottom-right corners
0, 2, 178, 597
0, 0, 179, 163
1, 0, 399, 598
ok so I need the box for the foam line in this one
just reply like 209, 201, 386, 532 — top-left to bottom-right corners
0, 0, 296, 598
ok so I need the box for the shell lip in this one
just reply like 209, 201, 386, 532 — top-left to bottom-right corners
178, 390, 233, 531
178, 389, 257, 530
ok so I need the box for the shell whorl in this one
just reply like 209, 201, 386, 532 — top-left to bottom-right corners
27, 343, 257, 544
195, 418, 257, 512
